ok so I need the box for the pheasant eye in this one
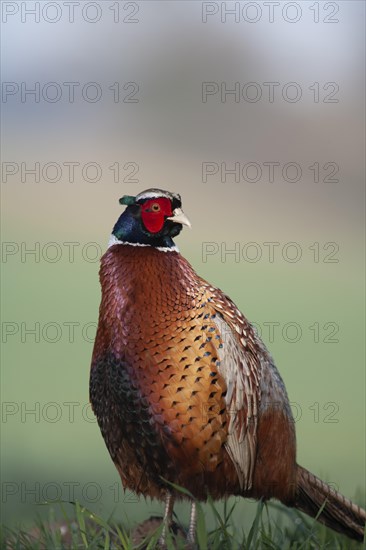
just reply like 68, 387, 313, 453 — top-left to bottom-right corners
151, 203, 161, 212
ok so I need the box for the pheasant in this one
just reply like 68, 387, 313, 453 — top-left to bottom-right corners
90, 188, 365, 545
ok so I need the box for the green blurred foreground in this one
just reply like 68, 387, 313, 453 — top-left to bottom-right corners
2, 497, 365, 550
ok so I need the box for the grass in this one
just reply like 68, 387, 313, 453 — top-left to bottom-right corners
1, 498, 365, 550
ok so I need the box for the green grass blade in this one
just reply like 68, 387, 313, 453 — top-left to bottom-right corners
75, 500, 89, 548
196, 503, 208, 550
246, 500, 264, 549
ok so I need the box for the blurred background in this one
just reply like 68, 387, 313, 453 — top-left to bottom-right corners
1, 0, 365, 531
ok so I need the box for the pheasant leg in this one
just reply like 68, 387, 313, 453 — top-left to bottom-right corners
159, 492, 174, 547
186, 501, 197, 545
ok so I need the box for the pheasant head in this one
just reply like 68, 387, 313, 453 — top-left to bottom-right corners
110, 188, 191, 250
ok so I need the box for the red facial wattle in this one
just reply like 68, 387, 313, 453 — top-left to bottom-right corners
140, 198, 173, 233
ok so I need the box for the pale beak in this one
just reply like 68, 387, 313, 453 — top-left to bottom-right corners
167, 208, 192, 228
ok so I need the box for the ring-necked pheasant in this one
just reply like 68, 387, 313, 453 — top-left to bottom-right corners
90, 188, 365, 544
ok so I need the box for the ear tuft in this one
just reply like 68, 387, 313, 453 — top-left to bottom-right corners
119, 195, 136, 206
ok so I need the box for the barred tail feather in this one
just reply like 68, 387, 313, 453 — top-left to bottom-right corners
294, 465, 365, 542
